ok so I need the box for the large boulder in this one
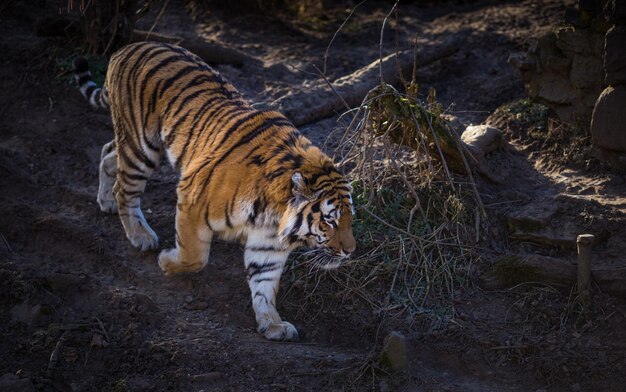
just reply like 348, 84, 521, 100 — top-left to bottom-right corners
604, 25, 626, 85
591, 85, 626, 152
571, 55, 604, 89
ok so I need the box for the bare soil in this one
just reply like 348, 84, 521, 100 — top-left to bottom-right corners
1, 1, 625, 391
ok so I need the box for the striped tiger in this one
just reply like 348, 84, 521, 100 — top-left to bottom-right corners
74, 41, 356, 341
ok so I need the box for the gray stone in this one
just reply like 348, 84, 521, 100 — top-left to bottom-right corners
570, 55, 603, 89
0, 374, 35, 392
556, 27, 604, 57
507, 202, 559, 233
462, 125, 503, 156
530, 72, 577, 104
440, 114, 466, 135
604, 25, 626, 85
380, 331, 409, 371
590, 146, 626, 173
591, 85, 626, 152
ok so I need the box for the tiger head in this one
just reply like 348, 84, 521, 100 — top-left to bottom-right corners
281, 172, 356, 269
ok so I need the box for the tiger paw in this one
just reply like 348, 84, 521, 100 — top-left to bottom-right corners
259, 321, 299, 341
97, 195, 117, 214
158, 248, 178, 276
128, 221, 159, 251
158, 248, 205, 276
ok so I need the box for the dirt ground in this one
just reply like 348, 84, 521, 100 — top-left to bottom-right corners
1, 0, 626, 391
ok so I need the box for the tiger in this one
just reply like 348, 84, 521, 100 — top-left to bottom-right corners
73, 41, 356, 341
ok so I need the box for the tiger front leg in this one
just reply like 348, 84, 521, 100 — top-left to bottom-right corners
158, 202, 213, 276
245, 229, 298, 341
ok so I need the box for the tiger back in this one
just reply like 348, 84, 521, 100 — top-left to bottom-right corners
75, 41, 356, 341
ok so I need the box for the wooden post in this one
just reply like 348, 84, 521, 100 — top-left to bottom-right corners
576, 234, 594, 303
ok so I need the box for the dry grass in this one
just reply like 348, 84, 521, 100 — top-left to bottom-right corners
282, 79, 484, 335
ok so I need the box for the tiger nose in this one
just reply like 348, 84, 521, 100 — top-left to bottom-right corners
341, 242, 356, 256
341, 236, 356, 255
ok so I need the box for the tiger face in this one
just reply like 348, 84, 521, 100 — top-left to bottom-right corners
281, 172, 356, 269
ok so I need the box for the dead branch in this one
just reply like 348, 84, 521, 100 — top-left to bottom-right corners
271, 31, 469, 126
131, 30, 260, 67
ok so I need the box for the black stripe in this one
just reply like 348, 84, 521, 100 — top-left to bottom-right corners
224, 203, 233, 228
164, 111, 191, 148
117, 144, 145, 174
122, 171, 148, 181
126, 136, 157, 170
246, 262, 280, 280
194, 115, 292, 196
167, 88, 206, 119
289, 212, 304, 237
174, 95, 226, 170
137, 51, 187, 110
193, 104, 248, 154
178, 107, 257, 191
254, 278, 275, 284
204, 204, 213, 230
148, 79, 164, 119
248, 197, 265, 224
247, 246, 280, 252
85, 85, 97, 99
158, 65, 206, 100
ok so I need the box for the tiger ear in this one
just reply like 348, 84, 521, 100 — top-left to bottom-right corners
291, 172, 310, 202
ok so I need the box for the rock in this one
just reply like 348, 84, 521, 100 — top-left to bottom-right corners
505, 201, 594, 250
440, 114, 466, 135
555, 27, 604, 57
529, 72, 577, 105
590, 146, 626, 173
0, 374, 36, 392
461, 125, 503, 156
380, 331, 409, 372
591, 86, 626, 152
604, 25, 626, 85
507, 202, 559, 233
508, 230, 578, 250
570, 55, 603, 89
482, 255, 577, 289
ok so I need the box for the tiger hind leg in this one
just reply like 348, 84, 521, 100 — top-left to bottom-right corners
158, 199, 213, 275
97, 140, 117, 213
113, 139, 160, 251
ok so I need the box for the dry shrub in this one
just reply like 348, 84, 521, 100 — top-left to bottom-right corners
281, 82, 484, 333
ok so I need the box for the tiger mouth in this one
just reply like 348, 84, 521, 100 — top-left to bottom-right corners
304, 248, 348, 270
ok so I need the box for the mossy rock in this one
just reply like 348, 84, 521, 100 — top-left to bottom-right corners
492, 255, 540, 287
